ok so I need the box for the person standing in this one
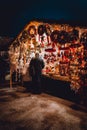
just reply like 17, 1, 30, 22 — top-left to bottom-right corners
29, 52, 45, 94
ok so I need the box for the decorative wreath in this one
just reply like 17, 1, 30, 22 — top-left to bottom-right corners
38, 24, 46, 36
28, 25, 36, 37
68, 29, 79, 43
45, 24, 52, 36
50, 30, 59, 43
57, 30, 68, 44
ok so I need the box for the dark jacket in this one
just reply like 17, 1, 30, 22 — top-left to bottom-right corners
29, 57, 45, 78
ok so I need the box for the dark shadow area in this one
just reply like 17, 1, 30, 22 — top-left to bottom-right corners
23, 81, 32, 92
41, 75, 77, 102
23, 75, 79, 104
70, 104, 87, 113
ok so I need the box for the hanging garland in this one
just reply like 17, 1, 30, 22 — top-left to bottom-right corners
28, 25, 36, 37
38, 24, 46, 36
57, 30, 68, 44
50, 30, 59, 43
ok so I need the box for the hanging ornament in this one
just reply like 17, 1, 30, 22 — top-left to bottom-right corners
45, 24, 52, 36
51, 30, 59, 43
28, 25, 36, 37
38, 24, 46, 36
45, 24, 52, 44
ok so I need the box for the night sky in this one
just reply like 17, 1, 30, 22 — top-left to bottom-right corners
0, 0, 87, 37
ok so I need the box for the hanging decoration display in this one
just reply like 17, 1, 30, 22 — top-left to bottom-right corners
9, 20, 87, 98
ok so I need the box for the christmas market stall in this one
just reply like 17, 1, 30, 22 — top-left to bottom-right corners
9, 21, 87, 105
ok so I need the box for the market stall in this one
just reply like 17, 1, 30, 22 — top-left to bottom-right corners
9, 21, 87, 99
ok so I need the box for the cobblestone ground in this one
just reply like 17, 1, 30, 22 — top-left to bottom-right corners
0, 86, 87, 130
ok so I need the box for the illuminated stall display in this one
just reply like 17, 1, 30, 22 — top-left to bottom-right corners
9, 21, 87, 93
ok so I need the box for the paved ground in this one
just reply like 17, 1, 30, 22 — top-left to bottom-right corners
0, 86, 87, 130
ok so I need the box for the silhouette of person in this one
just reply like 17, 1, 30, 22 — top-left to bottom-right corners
29, 52, 45, 94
